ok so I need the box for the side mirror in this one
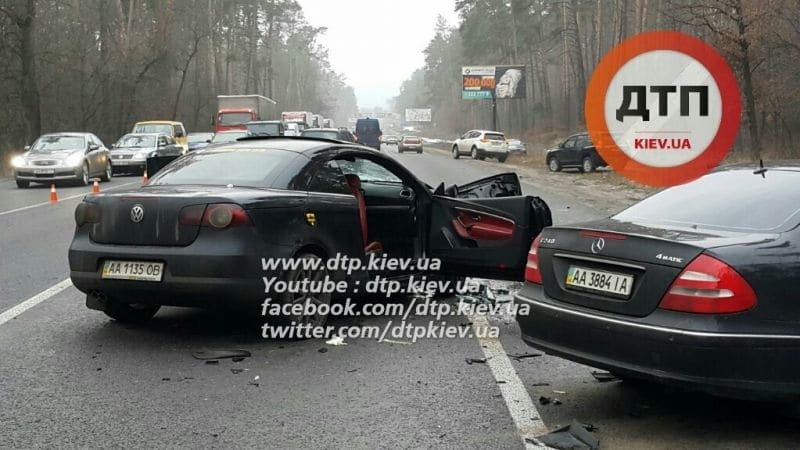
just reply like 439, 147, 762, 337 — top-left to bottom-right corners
24, 145, 30, 151
88, 144, 99, 152
175, 131, 185, 138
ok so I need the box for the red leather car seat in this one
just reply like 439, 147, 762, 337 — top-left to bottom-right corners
344, 174, 383, 253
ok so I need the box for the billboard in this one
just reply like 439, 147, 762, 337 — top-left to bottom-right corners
462, 65, 526, 100
405, 108, 432, 122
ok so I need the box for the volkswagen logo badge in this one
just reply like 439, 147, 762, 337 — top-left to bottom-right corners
130, 204, 145, 223
590, 237, 605, 254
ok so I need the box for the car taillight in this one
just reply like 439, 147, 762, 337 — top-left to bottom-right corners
179, 204, 251, 229
658, 254, 756, 314
480, 137, 489, 143
75, 202, 101, 226
202, 203, 251, 229
525, 234, 543, 284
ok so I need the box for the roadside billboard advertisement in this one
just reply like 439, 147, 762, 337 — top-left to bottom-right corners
462, 65, 526, 99
405, 108, 432, 122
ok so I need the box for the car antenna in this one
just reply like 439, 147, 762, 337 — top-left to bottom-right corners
753, 159, 767, 178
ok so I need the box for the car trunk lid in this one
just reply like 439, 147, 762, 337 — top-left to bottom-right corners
537, 219, 773, 317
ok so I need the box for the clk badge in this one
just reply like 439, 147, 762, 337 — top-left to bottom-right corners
130, 204, 145, 223
590, 238, 605, 254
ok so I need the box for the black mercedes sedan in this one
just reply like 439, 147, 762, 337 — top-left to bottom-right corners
516, 162, 800, 400
69, 137, 551, 325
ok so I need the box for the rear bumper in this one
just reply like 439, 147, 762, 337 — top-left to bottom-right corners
477, 147, 508, 157
515, 283, 800, 400
68, 230, 296, 311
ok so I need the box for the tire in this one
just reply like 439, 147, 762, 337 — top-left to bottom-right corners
548, 157, 562, 172
16, 179, 29, 188
417, 149, 422, 154
272, 253, 332, 329
471, 146, 479, 160
581, 156, 595, 173
498, 155, 507, 163
100, 160, 112, 182
452, 146, 460, 159
77, 163, 90, 186
104, 301, 160, 324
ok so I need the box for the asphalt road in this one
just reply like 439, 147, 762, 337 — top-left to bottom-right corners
1, 148, 798, 448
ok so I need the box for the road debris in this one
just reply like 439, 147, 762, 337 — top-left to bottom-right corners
325, 336, 347, 346
591, 370, 620, 383
531, 382, 551, 387
535, 420, 599, 450
231, 368, 246, 374
538, 396, 562, 406
204, 360, 219, 365
192, 350, 251, 360
553, 390, 566, 395
318, 348, 328, 353
248, 375, 260, 387
508, 352, 542, 361
465, 357, 487, 365
381, 338, 412, 345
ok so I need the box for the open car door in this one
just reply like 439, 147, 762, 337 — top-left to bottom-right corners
429, 173, 552, 281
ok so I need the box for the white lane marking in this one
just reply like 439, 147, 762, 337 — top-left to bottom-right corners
0, 279, 73, 326
469, 314, 548, 448
0, 181, 138, 217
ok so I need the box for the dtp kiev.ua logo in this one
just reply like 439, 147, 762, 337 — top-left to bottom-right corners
585, 31, 741, 187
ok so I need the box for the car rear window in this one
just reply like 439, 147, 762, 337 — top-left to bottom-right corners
484, 133, 505, 141
147, 149, 297, 188
614, 169, 800, 233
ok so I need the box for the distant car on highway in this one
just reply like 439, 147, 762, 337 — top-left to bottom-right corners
284, 123, 300, 136
382, 135, 399, 145
546, 132, 607, 173
246, 120, 285, 137
451, 130, 509, 162
354, 118, 382, 151
397, 136, 423, 154
132, 120, 188, 153
517, 163, 800, 400
68, 138, 551, 324
110, 133, 183, 175
210, 130, 248, 144
300, 128, 355, 142
187, 132, 214, 151
507, 139, 527, 155
12, 132, 111, 188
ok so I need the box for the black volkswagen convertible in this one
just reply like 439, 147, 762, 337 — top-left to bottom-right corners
69, 137, 551, 324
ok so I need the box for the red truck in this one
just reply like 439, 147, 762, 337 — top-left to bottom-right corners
216, 95, 277, 132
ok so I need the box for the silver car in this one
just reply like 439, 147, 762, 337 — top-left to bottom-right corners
110, 133, 183, 175
12, 132, 111, 188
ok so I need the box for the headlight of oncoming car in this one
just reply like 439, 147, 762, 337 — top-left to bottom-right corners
133, 150, 150, 160
65, 153, 83, 167
11, 155, 25, 167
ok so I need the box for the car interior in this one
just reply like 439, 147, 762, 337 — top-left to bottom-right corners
331, 155, 420, 261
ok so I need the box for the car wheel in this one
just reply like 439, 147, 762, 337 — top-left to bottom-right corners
471, 146, 479, 159
417, 149, 422, 154
274, 253, 332, 329
498, 155, 507, 163
452, 146, 460, 159
78, 163, 90, 185
548, 157, 562, 172
100, 160, 112, 182
104, 301, 160, 323
16, 179, 29, 189
581, 156, 595, 173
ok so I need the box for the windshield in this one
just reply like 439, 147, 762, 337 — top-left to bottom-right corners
484, 133, 505, 141
30, 135, 85, 153
615, 169, 800, 233
115, 134, 155, 148
301, 130, 339, 140
218, 113, 253, 126
247, 123, 281, 136
133, 124, 172, 135
211, 132, 248, 143
148, 149, 296, 187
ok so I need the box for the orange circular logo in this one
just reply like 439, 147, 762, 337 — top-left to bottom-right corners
585, 31, 741, 187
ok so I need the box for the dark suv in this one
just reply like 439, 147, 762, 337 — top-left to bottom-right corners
545, 132, 607, 173
354, 118, 382, 151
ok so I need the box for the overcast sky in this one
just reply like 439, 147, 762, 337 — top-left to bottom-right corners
297, 0, 459, 110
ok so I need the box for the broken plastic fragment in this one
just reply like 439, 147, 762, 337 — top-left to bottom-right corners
535, 420, 599, 450
325, 336, 347, 346
192, 350, 251, 360
590, 371, 619, 383
465, 357, 487, 365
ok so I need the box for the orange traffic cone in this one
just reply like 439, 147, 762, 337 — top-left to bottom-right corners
49, 184, 58, 203
92, 180, 100, 193
142, 170, 148, 185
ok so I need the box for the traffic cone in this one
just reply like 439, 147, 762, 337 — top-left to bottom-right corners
49, 184, 58, 203
92, 180, 100, 193
142, 170, 148, 185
